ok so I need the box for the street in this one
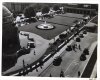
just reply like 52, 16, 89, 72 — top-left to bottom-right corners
39, 32, 97, 77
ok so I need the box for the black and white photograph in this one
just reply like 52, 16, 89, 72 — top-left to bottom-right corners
2, 2, 98, 79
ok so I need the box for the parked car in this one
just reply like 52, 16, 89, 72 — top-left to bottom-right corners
16, 47, 30, 58
53, 56, 62, 66
66, 45, 72, 51
79, 33, 84, 38
80, 54, 86, 61
27, 42, 35, 48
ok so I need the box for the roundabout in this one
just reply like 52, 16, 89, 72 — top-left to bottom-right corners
36, 21, 55, 30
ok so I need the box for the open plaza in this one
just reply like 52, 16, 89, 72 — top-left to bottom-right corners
2, 3, 98, 78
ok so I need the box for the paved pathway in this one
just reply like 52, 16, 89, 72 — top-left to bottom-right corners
39, 32, 97, 77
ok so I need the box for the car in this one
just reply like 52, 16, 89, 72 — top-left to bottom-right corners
80, 54, 86, 61
66, 45, 72, 51
79, 34, 84, 38
53, 56, 62, 66
27, 42, 35, 48
16, 47, 30, 58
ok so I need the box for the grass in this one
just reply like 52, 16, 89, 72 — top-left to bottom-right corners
18, 13, 83, 40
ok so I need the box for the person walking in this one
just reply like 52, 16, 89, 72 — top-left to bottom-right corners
79, 44, 81, 51
23, 59, 25, 68
60, 70, 65, 77
72, 44, 76, 52
49, 73, 52, 77
34, 50, 36, 55
78, 71, 81, 77
75, 43, 78, 49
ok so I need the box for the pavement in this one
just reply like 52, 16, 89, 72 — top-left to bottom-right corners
3, 14, 97, 77
3, 31, 50, 75
38, 32, 97, 77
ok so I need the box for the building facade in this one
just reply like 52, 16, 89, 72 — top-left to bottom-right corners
2, 5, 20, 71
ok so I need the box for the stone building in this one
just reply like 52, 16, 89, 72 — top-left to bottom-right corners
2, 5, 20, 72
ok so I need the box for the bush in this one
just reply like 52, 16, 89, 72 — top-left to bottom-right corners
59, 34, 67, 39
26, 18, 37, 23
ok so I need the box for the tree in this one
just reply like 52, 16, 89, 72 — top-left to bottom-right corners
32, 3, 43, 12
24, 6, 36, 18
53, 5, 60, 11
42, 6, 50, 14
63, 7, 67, 13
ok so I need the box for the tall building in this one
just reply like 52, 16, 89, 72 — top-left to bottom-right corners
2, 5, 20, 72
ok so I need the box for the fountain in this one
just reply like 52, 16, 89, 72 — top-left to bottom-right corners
36, 21, 55, 30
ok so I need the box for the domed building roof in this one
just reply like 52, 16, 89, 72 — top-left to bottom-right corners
2, 5, 14, 23
3, 5, 12, 18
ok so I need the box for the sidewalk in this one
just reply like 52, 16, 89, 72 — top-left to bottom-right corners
3, 15, 97, 76
39, 32, 97, 77
3, 31, 50, 75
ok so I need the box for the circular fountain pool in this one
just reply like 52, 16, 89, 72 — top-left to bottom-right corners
36, 21, 55, 30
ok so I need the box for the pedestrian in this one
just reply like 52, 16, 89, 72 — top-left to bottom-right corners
23, 59, 25, 68
60, 70, 65, 77
72, 44, 76, 52
34, 50, 36, 55
78, 71, 80, 77
75, 43, 78, 49
36, 68, 38, 72
49, 73, 52, 77
79, 44, 81, 50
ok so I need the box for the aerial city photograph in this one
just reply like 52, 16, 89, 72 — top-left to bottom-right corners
2, 2, 98, 78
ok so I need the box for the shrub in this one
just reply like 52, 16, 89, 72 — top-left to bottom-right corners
59, 34, 67, 39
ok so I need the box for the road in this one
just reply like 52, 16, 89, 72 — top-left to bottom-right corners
39, 32, 97, 77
